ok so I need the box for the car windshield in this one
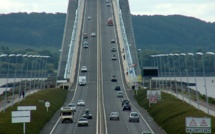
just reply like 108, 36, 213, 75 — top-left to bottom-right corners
78, 100, 83, 102
68, 104, 75, 107
131, 113, 138, 116
79, 118, 87, 121
111, 112, 119, 115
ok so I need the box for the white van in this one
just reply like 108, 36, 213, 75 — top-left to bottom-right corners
79, 76, 86, 86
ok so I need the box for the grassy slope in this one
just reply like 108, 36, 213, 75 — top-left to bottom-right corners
0, 88, 67, 134
135, 89, 215, 134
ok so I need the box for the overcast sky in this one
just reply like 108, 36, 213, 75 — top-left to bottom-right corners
0, 0, 214, 22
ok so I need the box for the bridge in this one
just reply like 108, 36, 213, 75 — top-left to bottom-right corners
52, 0, 164, 134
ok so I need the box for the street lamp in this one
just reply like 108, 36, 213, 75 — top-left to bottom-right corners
19, 54, 28, 102
180, 53, 191, 105
169, 53, 178, 95
1, 54, 8, 112
11, 54, 22, 106
176, 53, 184, 101
196, 52, 209, 114
187, 52, 199, 109
43, 56, 50, 89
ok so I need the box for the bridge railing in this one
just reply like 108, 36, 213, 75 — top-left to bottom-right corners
64, 0, 81, 79
116, 0, 136, 80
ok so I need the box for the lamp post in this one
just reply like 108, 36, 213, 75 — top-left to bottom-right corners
167, 54, 172, 91
19, 54, 28, 102
196, 52, 209, 114
176, 53, 184, 100
187, 52, 199, 109
1, 54, 8, 112
158, 54, 164, 90
163, 54, 168, 90
11, 54, 22, 106
43, 56, 50, 89
169, 53, 178, 96
180, 53, 191, 105
173, 53, 179, 97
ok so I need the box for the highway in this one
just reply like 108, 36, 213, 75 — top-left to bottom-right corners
46, 0, 164, 134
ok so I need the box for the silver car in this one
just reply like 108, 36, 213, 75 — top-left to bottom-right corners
77, 100, 85, 106
67, 103, 76, 112
129, 112, 139, 122
109, 112, 119, 120
78, 118, 88, 126
81, 66, 87, 72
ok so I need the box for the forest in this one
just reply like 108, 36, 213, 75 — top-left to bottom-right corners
1, 13, 215, 75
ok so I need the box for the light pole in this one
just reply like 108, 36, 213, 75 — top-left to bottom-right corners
169, 53, 178, 95
180, 53, 191, 105
43, 56, 50, 89
4, 54, 16, 112
187, 52, 199, 109
173, 53, 179, 97
12, 54, 22, 106
1, 54, 8, 112
137, 49, 144, 87
176, 53, 184, 100
163, 54, 168, 90
167, 54, 172, 91
196, 52, 209, 114
158, 54, 164, 90
19, 54, 28, 102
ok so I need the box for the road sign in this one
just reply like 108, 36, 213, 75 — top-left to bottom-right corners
45, 101, 50, 112
147, 90, 161, 99
149, 96, 157, 103
18, 106, 37, 111
12, 111, 30, 123
186, 117, 211, 133
186, 128, 211, 133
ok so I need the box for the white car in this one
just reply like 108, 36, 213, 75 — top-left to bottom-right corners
78, 118, 88, 126
111, 55, 117, 60
67, 103, 76, 112
117, 91, 123, 98
109, 112, 119, 120
83, 41, 88, 48
87, 16, 91, 20
91, 32, 96, 37
81, 66, 87, 72
129, 112, 139, 122
77, 100, 85, 106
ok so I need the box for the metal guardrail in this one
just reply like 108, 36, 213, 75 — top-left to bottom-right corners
116, 0, 136, 80
64, 0, 81, 79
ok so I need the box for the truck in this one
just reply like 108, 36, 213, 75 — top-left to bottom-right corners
60, 107, 74, 123
107, 17, 113, 26
79, 76, 86, 86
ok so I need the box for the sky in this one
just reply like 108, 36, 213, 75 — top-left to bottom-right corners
0, 0, 214, 22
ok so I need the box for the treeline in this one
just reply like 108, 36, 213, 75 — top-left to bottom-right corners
0, 12, 66, 49
132, 15, 215, 52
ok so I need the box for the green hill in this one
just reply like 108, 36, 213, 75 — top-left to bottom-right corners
1, 13, 215, 52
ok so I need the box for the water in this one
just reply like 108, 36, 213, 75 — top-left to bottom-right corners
0, 78, 44, 95
153, 77, 215, 98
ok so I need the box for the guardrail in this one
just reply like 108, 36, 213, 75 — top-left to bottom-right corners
64, 0, 81, 79
116, 0, 136, 80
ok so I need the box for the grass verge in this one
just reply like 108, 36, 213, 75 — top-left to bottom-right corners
135, 89, 215, 134
0, 88, 67, 134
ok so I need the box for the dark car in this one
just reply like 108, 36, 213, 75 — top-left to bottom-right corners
111, 39, 115, 43
83, 33, 88, 38
111, 75, 117, 82
82, 109, 93, 119
121, 98, 129, 106
115, 86, 120, 91
123, 104, 131, 111
111, 47, 116, 52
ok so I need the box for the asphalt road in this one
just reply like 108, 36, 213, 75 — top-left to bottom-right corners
41, 0, 166, 134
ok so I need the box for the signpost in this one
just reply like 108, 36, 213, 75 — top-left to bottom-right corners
185, 117, 211, 133
45, 101, 50, 112
11, 105, 37, 134
147, 90, 161, 99
12, 111, 30, 134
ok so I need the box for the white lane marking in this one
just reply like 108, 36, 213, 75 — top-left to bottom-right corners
111, 1, 155, 133
49, 0, 87, 133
